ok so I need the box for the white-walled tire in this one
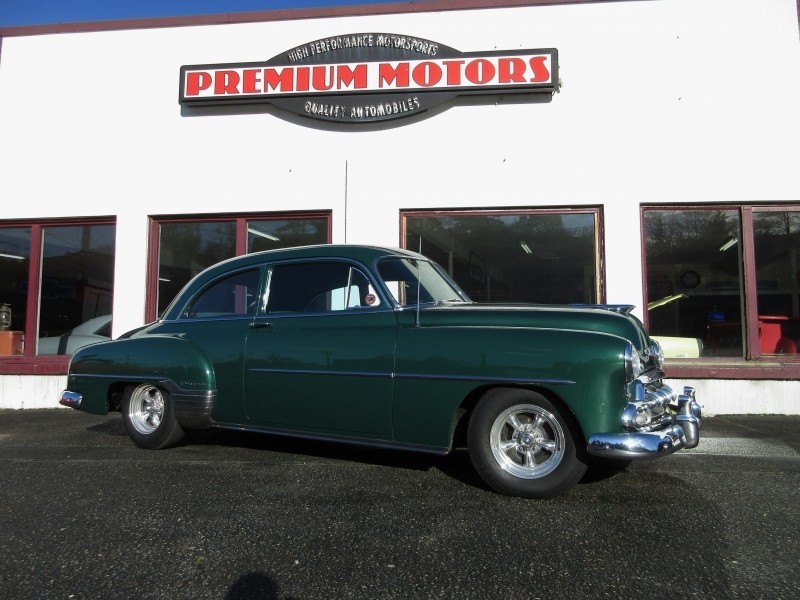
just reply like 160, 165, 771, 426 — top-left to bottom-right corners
122, 383, 184, 450
467, 389, 587, 498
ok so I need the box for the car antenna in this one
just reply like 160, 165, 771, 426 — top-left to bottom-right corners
416, 236, 422, 328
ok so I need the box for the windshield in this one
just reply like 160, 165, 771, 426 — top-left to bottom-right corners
377, 257, 470, 307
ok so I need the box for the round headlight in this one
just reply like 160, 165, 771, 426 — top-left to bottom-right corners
624, 341, 644, 382
649, 339, 665, 368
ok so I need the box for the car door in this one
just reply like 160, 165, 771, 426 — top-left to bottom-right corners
153, 266, 263, 424
244, 260, 396, 438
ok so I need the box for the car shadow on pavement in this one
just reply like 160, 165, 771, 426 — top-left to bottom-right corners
184, 426, 493, 491
86, 415, 127, 436
81, 413, 624, 493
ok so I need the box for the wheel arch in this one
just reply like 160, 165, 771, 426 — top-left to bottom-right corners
464, 385, 591, 497
453, 384, 588, 454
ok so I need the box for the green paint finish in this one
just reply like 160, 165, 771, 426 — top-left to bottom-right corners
392, 316, 630, 448
62, 245, 663, 454
244, 309, 396, 436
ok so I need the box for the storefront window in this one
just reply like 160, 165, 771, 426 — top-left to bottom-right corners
157, 221, 237, 317
0, 221, 116, 360
644, 209, 744, 358
0, 227, 31, 335
247, 218, 327, 253
152, 214, 330, 318
403, 210, 600, 304
753, 210, 800, 355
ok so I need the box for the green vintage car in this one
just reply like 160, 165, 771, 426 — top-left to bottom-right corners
60, 245, 701, 498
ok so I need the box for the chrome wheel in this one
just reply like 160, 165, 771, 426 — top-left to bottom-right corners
489, 404, 565, 479
127, 384, 165, 435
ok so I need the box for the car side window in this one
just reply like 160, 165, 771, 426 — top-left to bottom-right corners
265, 262, 380, 314
183, 269, 261, 319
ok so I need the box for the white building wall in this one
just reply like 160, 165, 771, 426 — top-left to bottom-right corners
1, 0, 799, 410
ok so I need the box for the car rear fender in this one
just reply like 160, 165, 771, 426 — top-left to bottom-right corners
67, 335, 216, 429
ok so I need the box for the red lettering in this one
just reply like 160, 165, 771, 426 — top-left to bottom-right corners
412, 61, 442, 87
312, 65, 334, 91
185, 72, 212, 96
263, 67, 295, 93
465, 59, 495, 85
242, 69, 261, 94
337, 64, 368, 90
529, 56, 551, 83
215, 70, 240, 95
498, 58, 527, 84
379, 63, 410, 88
295, 66, 309, 92
443, 60, 464, 85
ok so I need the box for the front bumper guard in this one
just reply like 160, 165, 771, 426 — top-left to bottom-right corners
587, 386, 701, 460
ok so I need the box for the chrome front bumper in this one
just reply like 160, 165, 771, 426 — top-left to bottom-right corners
587, 385, 701, 460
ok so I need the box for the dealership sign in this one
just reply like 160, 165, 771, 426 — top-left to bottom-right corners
179, 33, 558, 124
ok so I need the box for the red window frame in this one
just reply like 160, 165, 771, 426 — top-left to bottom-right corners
145, 212, 332, 322
0, 217, 116, 375
400, 207, 606, 304
641, 204, 800, 380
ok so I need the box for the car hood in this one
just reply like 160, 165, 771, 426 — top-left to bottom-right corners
412, 303, 650, 351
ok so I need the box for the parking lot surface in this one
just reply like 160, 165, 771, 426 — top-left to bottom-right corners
1, 410, 798, 599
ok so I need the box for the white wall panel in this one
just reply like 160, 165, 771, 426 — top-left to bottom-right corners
1, 0, 799, 409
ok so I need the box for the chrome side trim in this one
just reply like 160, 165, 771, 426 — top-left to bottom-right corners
249, 367, 393, 379
59, 390, 83, 409
395, 372, 575, 386
248, 367, 575, 386
172, 390, 216, 430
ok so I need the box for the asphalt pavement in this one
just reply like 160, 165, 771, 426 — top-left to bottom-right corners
0, 410, 798, 599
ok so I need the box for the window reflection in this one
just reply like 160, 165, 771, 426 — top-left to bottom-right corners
157, 221, 236, 316
156, 217, 330, 317
754, 211, 800, 354
183, 269, 260, 319
37, 225, 116, 355
644, 209, 743, 357
404, 212, 598, 304
247, 218, 327, 253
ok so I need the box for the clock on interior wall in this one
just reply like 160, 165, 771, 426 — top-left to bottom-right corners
680, 270, 701, 289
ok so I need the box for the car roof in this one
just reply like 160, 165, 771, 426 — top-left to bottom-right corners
160, 244, 424, 320
211, 244, 423, 271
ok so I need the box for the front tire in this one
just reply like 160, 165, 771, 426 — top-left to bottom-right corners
467, 388, 587, 498
122, 383, 184, 450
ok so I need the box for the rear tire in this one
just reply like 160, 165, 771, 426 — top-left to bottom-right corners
467, 388, 587, 498
122, 383, 184, 450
